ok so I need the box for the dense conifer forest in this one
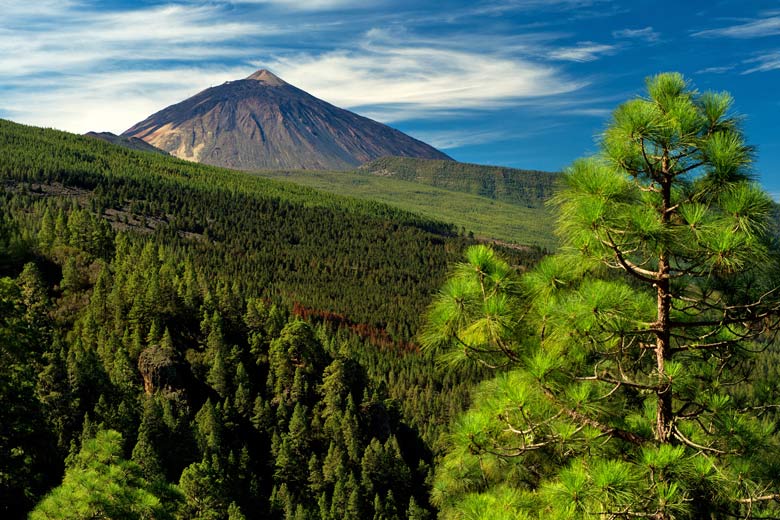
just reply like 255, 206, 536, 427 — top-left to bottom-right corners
3, 71, 780, 520
356, 157, 559, 208
0, 119, 543, 518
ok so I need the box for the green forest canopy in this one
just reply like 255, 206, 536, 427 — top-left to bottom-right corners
0, 118, 536, 519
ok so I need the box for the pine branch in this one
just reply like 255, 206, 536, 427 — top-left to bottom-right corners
539, 383, 647, 446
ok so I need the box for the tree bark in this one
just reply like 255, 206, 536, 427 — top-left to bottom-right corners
655, 161, 673, 445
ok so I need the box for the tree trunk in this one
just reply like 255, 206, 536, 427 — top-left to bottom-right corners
655, 164, 673, 444
655, 259, 672, 443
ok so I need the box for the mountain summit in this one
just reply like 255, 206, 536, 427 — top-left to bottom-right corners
245, 69, 287, 86
122, 69, 451, 170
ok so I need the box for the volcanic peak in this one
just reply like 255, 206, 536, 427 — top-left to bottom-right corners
122, 68, 451, 170
246, 69, 287, 86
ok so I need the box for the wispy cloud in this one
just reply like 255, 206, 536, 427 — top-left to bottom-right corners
411, 122, 569, 150
1, 66, 252, 134
547, 42, 616, 62
410, 129, 513, 149
612, 26, 660, 42
693, 16, 780, 38
0, 0, 607, 135
563, 107, 611, 117
0, 4, 269, 77
230, 0, 379, 9
0, 2, 281, 132
696, 64, 736, 74
265, 40, 585, 120
743, 51, 780, 74
469, 0, 613, 15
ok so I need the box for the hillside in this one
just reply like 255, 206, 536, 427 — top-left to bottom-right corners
1, 119, 487, 340
123, 69, 451, 170
357, 156, 560, 207
250, 168, 558, 249
2, 118, 538, 518
84, 131, 168, 155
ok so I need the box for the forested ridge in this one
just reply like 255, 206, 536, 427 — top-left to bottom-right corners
356, 157, 559, 208
248, 168, 558, 248
0, 119, 544, 519
1, 118, 544, 341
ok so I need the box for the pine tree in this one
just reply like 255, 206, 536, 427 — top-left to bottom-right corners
38, 207, 55, 250
30, 430, 178, 520
131, 397, 166, 482
17, 262, 49, 325
60, 256, 81, 293
423, 73, 780, 519
406, 496, 430, 520
227, 501, 247, 520
179, 457, 226, 520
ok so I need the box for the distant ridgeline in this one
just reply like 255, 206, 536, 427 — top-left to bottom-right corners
2, 118, 540, 519
84, 131, 169, 155
357, 156, 560, 208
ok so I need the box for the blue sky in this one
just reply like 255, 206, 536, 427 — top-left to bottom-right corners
2, 0, 779, 194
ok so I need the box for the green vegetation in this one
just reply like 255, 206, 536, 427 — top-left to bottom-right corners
250, 168, 557, 248
30, 430, 177, 520
422, 73, 780, 518
0, 118, 545, 519
3, 72, 778, 520
357, 157, 559, 208
0, 118, 496, 343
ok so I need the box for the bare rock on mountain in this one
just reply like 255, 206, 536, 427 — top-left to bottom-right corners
123, 69, 451, 171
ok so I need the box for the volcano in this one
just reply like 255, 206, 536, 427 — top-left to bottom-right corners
123, 69, 451, 170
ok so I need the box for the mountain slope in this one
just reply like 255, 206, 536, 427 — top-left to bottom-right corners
123, 69, 451, 170
357, 156, 560, 208
1, 119, 508, 520
84, 131, 168, 155
1, 118, 507, 341
250, 168, 558, 248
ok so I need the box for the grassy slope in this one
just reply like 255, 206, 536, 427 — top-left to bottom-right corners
357, 156, 560, 207
250, 169, 558, 249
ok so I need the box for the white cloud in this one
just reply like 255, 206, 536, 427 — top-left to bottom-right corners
696, 65, 736, 74
81, 5, 263, 44
0, 0, 593, 133
693, 16, 780, 38
465, 0, 611, 14
230, 0, 377, 9
0, 2, 281, 132
1, 0, 76, 18
743, 51, 780, 74
410, 129, 513, 149
262, 40, 585, 120
547, 42, 616, 62
2, 67, 251, 134
0, 4, 274, 77
612, 26, 660, 42
563, 107, 611, 117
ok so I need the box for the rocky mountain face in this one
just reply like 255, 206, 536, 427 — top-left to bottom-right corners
123, 69, 451, 170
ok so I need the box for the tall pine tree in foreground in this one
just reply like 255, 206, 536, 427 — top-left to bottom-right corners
29, 430, 178, 520
423, 73, 780, 519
